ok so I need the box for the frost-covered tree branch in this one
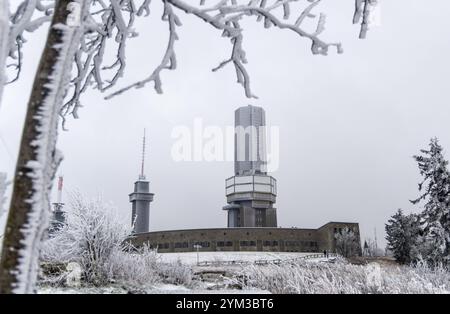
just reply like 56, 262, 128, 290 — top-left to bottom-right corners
107, 0, 345, 99
3, 0, 376, 125
353, 0, 377, 39
0, 1, 9, 106
6, 0, 54, 85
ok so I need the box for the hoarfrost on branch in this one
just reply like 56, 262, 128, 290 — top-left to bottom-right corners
0, 0, 9, 105
3, 0, 377, 126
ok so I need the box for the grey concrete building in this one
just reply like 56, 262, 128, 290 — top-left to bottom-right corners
129, 222, 361, 253
129, 107, 361, 255
223, 105, 277, 227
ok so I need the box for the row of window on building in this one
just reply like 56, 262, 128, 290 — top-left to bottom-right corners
285, 241, 318, 248
334, 227, 356, 234
155, 240, 318, 249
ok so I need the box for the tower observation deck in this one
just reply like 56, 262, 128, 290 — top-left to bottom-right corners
223, 105, 277, 227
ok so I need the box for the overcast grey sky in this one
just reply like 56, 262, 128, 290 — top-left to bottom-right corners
2, 0, 450, 247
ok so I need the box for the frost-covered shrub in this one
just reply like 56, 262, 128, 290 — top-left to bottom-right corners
335, 227, 361, 257
105, 245, 160, 286
239, 260, 450, 294
156, 259, 194, 287
40, 193, 193, 288
41, 193, 128, 285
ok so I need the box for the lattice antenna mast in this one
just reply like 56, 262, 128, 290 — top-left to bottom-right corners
52, 175, 64, 212
139, 129, 146, 180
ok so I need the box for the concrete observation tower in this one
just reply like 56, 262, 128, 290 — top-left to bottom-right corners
129, 130, 154, 233
223, 105, 277, 227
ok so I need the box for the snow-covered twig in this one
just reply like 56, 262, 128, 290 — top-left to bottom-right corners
0, 1, 9, 105
353, 0, 377, 39
104, 1, 180, 100
3, 0, 371, 124
7, 0, 54, 84
107, 0, 343, 99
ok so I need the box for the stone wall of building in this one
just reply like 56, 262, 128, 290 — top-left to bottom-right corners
129, 222, 361, 253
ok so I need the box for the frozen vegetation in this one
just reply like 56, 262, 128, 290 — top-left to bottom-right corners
37, 192, 450, 294
386, 138, 450, 268
40, 193, 194, 289
238, 259, 450, 294
39, 255, 450, 294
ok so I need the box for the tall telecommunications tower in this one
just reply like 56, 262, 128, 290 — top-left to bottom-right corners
129, 129, 154, 233
223, 105, 277, 227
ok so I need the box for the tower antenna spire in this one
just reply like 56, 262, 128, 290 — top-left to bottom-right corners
140, 129, 146, 180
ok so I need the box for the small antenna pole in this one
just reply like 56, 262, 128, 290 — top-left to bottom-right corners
57, 176, 63, 204
374, 227, 378, 256
140, 129, 146, 180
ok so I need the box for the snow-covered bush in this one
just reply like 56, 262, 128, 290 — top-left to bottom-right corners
239, 260, 450, 294
41, 193, 129, 285
41, 193, 193, 288
156, 259, 194, 287
335, 227, 361, 257
105, 245, 160, 286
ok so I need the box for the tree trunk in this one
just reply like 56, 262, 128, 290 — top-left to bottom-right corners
0, 0, 84, 294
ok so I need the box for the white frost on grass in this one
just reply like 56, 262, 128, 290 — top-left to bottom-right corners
240, 260, 450, 294
14, 0, 91, 294
0, 0, 9, 106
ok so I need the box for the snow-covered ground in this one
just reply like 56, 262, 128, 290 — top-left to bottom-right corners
38, 284, 270, 294
157, 251, 316, 265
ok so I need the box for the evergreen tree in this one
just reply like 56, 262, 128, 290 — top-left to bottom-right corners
411, 138, 450, 266
385, 209, 421, 264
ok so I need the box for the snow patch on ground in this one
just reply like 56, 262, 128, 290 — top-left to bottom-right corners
157, 251, 316, 265
38, 284, 270, 294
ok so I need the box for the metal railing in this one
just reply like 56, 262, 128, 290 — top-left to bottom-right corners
197, 252, 338, 267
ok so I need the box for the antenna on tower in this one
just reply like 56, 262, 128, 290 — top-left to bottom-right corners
374, 227, 378, 256
52, 175, 64, 211
50, 175, 65, 234
56, 176, 63, 205
139, 129, 146, 180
